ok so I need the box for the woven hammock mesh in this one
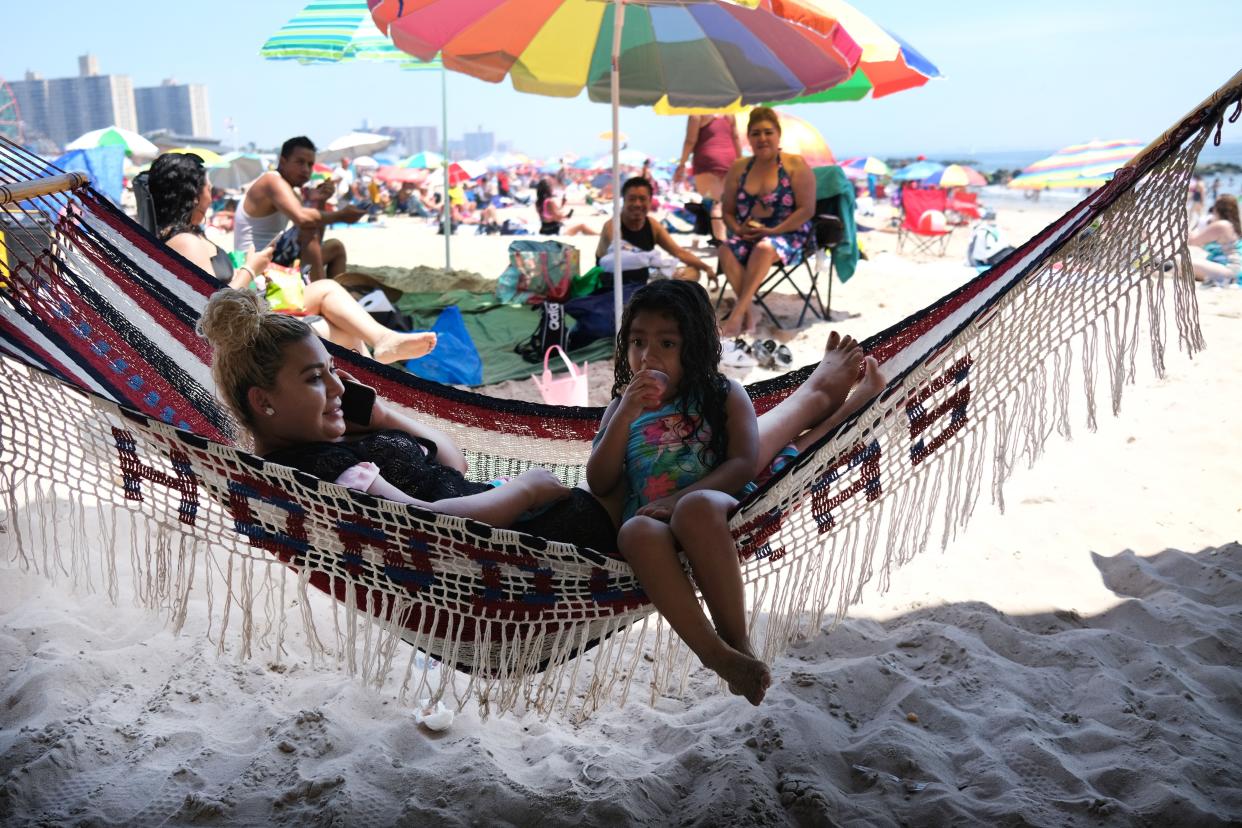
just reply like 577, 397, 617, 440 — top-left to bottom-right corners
1, 74, 1238, 718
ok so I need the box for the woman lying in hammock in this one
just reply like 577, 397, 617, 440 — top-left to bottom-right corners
149, 152, 435, 365
197, 288, 883, 562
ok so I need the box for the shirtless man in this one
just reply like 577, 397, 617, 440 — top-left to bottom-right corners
234, 136, 365, 282
595, 177, 715, 285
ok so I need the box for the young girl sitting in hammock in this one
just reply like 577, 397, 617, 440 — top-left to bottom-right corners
586, 281, 883, 705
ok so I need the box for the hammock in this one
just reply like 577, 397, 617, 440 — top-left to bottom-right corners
1, 72, 1238, 719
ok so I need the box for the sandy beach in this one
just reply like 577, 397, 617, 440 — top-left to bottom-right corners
2, 196, 1241, 826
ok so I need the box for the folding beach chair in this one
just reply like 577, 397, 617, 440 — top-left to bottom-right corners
715, 199, 845, 329
897, 186, 953, 256
946, 190, 982, 225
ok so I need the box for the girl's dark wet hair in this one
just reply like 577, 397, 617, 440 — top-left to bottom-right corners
148, 152, 207, 241
613, 280, 729, 466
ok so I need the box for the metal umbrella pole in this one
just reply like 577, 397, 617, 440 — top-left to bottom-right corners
610, 0, 626, 335
440, 64, 452, 269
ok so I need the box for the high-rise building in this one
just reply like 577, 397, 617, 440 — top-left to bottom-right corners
463, 126, 495, 159
9, 55, 136, 147
135, 79, 211, 139
376, 125, 438, 155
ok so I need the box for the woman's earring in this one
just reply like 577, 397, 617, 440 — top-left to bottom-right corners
263, 406, 275, 416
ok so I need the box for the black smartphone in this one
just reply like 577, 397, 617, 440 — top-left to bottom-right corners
340, 379, 376, 426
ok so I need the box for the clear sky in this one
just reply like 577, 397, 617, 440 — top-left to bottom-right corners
5, 1, 1242, 161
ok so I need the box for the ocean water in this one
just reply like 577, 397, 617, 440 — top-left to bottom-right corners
928, 141, 1242, 174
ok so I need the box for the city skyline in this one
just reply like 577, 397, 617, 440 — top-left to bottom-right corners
4, 1, 1242, 162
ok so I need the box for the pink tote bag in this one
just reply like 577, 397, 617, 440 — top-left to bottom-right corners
531, 346, 588, 407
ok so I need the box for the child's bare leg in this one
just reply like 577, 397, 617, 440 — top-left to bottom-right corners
792, 355, 886, 451
619, 516, 769, 706
754, 331, 863, 473
670, 492, 750, 648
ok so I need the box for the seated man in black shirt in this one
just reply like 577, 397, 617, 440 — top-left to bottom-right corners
568, 178, 717, 347
595, 177, 715, 285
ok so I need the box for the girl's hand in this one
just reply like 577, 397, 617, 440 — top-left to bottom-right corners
636, 493, 678, 521
619, 370, 665, 417
515, 468, 571, 508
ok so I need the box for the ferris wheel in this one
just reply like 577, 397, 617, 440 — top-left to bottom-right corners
0, 77, 24, 144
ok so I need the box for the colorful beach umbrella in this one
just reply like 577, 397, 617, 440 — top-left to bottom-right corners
65, 126, 159, 160
400, 150, 444, 169
1008, 139, 1144, 190
653, 1, 940, 112
368, 0, 866, 332
773, 110, 835, 167
840, 156, 891, 178
166, 146, 224, 166
261, 0, 455, 264
892, 160, 945, 181
922, 164, 987, 188
369, 0, 862, 110
260, 0, 442, 68
375, 165, 428, 185
446, 160, 487, 186
768, 1, 940, 103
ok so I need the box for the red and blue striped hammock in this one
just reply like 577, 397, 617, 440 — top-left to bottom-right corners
1, 72, 1237, 717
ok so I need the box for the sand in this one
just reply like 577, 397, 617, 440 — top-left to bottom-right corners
2, 195, 1241, 826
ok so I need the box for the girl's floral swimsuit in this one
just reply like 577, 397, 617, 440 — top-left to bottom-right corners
726, 152, 811, 267
601, 399, 798, 522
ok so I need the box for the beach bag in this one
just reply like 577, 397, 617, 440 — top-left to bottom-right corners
263, 263, 307, 314
496, 240, 580, 304
405, 305, 483, 386
514, 300, 569, 363
565, 280, 644, 348
530, 346, 589, 407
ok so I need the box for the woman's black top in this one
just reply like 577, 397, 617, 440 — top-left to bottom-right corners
264, 430, 619, 556
209, 244, 234, 283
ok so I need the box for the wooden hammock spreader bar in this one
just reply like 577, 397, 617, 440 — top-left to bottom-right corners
0, 172, 90, 206
1121, 68, 1242, 177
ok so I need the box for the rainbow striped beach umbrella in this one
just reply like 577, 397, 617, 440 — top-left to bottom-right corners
367, 0, 865, 332
922, 164, 987, 188
367, 0, 862, 110
771, 0, 940, 103
840, 156, 891, 178
1008, 139, 1144, 190
260, 0, 442, 69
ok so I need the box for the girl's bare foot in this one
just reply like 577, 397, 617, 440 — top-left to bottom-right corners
851, 356, 886, 404
372, 331, 437, 364
707, 647, 771, 706
807, 331, 864, 410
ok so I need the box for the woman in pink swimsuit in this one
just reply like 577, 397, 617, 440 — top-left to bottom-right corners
675, 114, 741, 242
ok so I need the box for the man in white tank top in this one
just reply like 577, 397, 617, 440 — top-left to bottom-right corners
234, 136, 365, 281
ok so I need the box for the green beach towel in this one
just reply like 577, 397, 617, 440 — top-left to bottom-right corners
396, 290, 613, 386
813, 165, 860, 283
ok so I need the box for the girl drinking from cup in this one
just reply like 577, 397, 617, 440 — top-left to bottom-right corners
587, 281, 882, 705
